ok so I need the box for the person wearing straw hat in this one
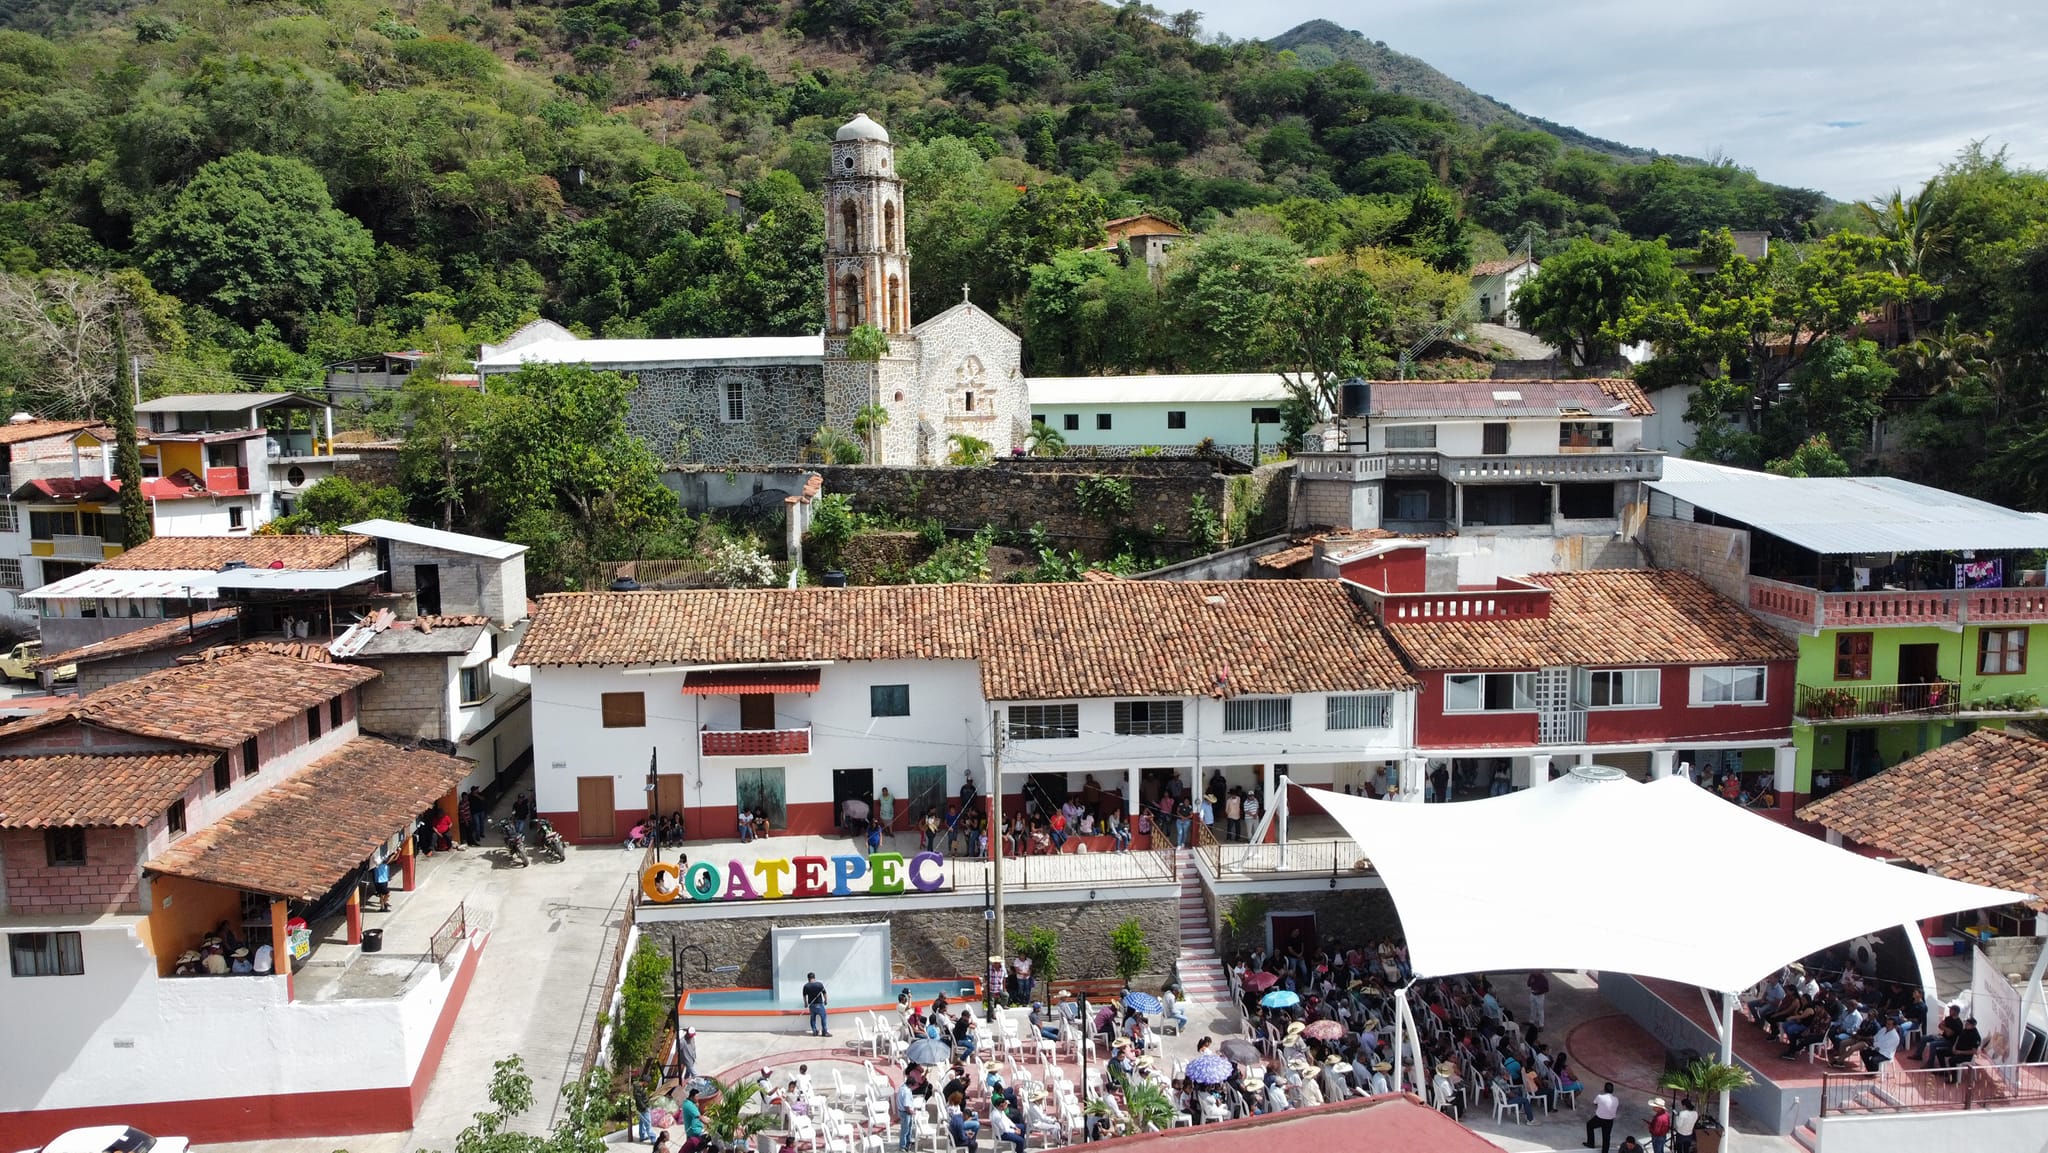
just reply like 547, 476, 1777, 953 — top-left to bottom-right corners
1021, 1084, 1063, 1144
1288, 1059, 1323, 1107
229, 947, 253, 974
1644, 1097, 1673, 1153
1362, 1058, 1388, 1098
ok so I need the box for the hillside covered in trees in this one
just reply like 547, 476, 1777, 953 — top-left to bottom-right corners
0, 0, 1831, 401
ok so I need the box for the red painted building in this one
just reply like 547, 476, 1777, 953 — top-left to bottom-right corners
1348, 556, 1799, 802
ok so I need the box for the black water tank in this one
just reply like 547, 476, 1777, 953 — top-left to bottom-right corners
609, 576, 641, 592
1339, 379, 1371, 419
822, 570, 848, 588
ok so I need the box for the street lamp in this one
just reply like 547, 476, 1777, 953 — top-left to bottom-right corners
983, 869, 997, 1021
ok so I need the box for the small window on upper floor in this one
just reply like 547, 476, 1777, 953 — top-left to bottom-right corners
1166, 411, 1187, 430
1384, 425, 1438, 449
1835, 633, 1873, 681
1250, 408, 1281, 426
44, 828, 85, 867
602, 691, 647, 728
724, 380, 748, 424
166, 799, 187, 838
460, 663, 492, 706
1096, 413, 1112, 430
1559, 421, 1614, 448
228, 506, 245, 531
870, 684, 910, 717
8, 931, 83, 977
242, 735, 261, 777
306, 704, 322, 740
1062, 414, 1079, 431
213, 755, 232, 794
330, 696, 344, 728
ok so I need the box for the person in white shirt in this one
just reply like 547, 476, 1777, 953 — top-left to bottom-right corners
795, 1064, 815, 1102
1160, 987, 1187, 1032
1585, 1082, 1620, 1153
1672, 1097, 1700, 1153
253, 942, 274, 975
1868, 1019, 1902, 1070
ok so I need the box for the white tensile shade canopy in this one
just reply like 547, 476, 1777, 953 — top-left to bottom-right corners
1307, 768, 2029, 992
1303, 767, 2032, 1118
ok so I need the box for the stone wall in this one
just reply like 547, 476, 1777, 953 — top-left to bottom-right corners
333, 444, 402, 488
643, 895, 1180, 992
1642, 515, 1750, 605
1205, 885, 1400, 961
358, 654, 450, 741
666, 458, 1281, 562
627, 363, 828, 466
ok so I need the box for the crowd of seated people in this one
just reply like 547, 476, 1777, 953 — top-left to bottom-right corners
1744, 958, 1933, 1072
169, 920, 275, 977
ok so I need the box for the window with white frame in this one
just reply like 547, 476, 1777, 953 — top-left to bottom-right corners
1114, 700, 1183, 735
1694, 665, 1766, 704
8, 931, 83, 977
0, 502, 16, 533
1007, 703, 1078, 740
1444, 672, 1537, 712
1325, 693, 1393, 730
459, 662, 492, 705
1223, 697, 1292, 732
1575, 668, 1660, 708
722, 380, 748, 423
0, 558, 21, 590
1384, 424, 1438, 449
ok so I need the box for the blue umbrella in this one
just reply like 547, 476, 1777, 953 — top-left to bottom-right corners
1122, 990, 1163, 1014
1184, 1054, 1232, 1084
1259, 989, 1301, 1009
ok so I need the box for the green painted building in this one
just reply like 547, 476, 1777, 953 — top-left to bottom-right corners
1647, 460, 2048, 800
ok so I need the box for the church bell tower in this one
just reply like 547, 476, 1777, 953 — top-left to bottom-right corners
823, 113, 911, 336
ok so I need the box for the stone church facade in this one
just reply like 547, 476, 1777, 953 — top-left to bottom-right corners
480, 113, 1025, 467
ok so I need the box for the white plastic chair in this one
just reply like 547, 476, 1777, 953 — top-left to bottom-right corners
1430, 1080, 1459, 1118
856, 1018, 879, 1058
1490, 1084, 1525, 1126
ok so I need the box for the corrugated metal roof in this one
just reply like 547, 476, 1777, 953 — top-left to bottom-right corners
1649, 469, 2048, 554
24, 567, 380, 600
474, 335, 823, 370
1028, 374, 1290, 406
136, 393, 330, 413
345, 518, 527, 559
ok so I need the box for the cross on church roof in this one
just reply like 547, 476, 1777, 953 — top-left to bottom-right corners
961, 283, 971, 304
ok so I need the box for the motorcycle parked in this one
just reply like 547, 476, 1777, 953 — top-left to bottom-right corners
531, 816, 568, 862
498, 819, 529, 867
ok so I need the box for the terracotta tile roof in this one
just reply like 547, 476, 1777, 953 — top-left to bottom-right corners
40, 607, 242, 667
97, 533, 373, 571
144, 736, 472, 900
0, 419, 99, 445
1382, 569, 1797, 670
1469, 256, 1532, 278
516, 581, 1416, 698
0, 751, 217, 827
1798, 729, 2048, 910
0, 649, 379, 750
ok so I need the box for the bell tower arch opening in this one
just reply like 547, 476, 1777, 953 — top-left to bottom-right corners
824, 112, 911, 336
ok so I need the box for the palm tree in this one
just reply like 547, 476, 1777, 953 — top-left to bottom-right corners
946, 433, 993, 466
695, 1077, 777, 1149
1026, 421, 1065, 457
1857, 182, 1947, 341
853, 403, 890, 463
1657, 1057, 1753, 1153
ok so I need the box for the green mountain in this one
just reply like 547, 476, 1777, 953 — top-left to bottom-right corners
1268, 19, 1667, 162
0, 0, 1827, 404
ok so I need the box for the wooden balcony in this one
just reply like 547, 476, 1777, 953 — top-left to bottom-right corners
1751, 577, 2048, 630
699, 726, 811, 758
1797, 681, 1959, 723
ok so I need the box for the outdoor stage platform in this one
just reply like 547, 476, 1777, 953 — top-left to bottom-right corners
1602, 972, 1834, 1134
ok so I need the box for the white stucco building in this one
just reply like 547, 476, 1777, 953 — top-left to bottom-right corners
513, 581, 1417, 843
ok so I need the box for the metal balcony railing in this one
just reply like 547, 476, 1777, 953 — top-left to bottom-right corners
1797, 681, 1959, 721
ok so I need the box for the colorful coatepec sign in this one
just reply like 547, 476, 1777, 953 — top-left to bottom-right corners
641, 851, 946, 903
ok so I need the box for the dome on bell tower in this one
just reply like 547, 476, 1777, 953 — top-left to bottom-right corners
835, 113, 891, 143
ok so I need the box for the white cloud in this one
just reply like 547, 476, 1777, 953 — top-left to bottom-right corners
1193, 0, 2048, 199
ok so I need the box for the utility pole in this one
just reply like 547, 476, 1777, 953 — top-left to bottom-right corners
988, 709, 1005, 1016
131, 355, 141, 406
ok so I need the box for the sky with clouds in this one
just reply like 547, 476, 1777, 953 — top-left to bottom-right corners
1195, 0, 2048, 201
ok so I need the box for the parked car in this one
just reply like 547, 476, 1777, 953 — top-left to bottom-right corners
0, 640, 73, 683
15, 1126, 188, 1153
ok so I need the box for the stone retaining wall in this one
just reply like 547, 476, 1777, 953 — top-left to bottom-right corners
642, 895, 1179, 992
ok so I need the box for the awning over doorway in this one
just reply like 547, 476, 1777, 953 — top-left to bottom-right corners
681, 668, 822, 694
144, 736, 472, 901
1303, 768, 2030, 992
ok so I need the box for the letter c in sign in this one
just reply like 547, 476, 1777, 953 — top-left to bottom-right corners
908, 851, 945, 892
640, 863, 681, 903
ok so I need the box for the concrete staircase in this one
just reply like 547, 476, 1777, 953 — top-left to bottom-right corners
1171, 849, 1230, 1006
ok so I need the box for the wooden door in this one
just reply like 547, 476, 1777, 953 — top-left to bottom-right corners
739, 693, 775, 730
576, 776, 615, 842
654, 774, 684, 821
1482, 422, 1509, 455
